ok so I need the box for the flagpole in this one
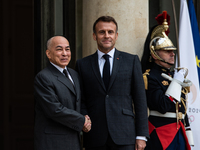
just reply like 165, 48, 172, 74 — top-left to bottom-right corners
172, 0, 180, 66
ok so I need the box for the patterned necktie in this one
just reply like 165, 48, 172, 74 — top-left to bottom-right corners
103, 54, 110, 90
63, 69, 74, 87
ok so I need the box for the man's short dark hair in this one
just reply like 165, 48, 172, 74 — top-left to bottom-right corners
93, 16, 118, 34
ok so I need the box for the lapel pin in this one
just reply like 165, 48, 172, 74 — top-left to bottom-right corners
117, 58, 119, 60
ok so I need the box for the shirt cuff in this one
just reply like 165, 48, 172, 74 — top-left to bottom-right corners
136, 136, 147, 141
165, 94, 176, 104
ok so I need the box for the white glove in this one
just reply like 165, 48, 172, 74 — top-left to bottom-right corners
173, 69, 186, 82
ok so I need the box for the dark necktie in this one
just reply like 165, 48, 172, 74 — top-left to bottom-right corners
63, 69, 74, 87
103, 54, 110, 90
63, 69, 76, 105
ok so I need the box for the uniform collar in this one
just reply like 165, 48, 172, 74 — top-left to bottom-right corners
154, 63, 171, 73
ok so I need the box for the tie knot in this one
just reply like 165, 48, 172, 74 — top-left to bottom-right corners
63, 69, 68, 77
103, 54, 110, 61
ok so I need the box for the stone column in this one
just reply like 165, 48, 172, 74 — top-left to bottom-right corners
82, 0, 148, 58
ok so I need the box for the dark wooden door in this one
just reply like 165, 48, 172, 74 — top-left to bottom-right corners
1, 0, 34, 149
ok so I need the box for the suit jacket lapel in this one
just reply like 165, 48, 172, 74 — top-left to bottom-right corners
68, 69, 79, 97
48, 64, 76, 95
108, 49, 121, 91
91, 52, 106, 90
57, 75, 76, 95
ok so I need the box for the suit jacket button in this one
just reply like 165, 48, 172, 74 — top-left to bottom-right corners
106, 95, 109, 98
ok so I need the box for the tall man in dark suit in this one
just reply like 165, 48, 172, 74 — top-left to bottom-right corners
76, 16, 149, 150
34, 36, 91, 150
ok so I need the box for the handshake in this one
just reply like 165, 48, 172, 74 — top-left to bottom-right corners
82, 115, 92, 132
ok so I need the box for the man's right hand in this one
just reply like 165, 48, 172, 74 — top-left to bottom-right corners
83, 115, 91, 132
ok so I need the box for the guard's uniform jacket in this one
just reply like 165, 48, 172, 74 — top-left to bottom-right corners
143, 63, 191, 150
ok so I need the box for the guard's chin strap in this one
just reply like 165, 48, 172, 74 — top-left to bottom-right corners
160, 59, 174, 66
151, 49, 174, 66
154, 50, 174, 66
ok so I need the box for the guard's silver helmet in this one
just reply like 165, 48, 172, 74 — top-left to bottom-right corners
149, 14, 176, 62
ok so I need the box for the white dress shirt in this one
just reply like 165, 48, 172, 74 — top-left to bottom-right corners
97, 48, 115, 77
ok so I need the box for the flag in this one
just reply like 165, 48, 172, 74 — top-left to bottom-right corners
178, 0, 200, 149
188, 0, 200, 85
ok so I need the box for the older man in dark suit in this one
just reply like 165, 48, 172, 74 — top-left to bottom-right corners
34, 36, 91, 150
76, 16, 149, 150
